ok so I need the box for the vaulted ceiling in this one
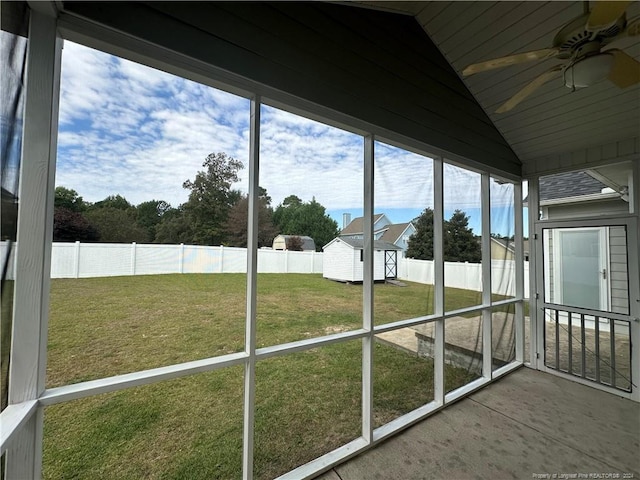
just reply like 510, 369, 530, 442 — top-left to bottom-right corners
5, 1, 639, 179
356, 1, 640, 176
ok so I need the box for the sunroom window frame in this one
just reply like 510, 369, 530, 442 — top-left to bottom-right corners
1, 8, 526, 479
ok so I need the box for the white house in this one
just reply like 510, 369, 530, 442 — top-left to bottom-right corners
340, 213, 416, 255
322, 237, 402, 282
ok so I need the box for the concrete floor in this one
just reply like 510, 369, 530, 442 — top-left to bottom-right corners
315, 367, 639, 480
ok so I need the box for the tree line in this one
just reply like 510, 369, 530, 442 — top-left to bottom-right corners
53, 152, 339, 251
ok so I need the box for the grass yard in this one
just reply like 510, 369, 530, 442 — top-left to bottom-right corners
43, 273, 501, 479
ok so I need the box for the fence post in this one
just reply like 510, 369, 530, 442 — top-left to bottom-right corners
285, 249, 289, 273
219, 245, 224, 273
179, 243, 184, 274
310, 251, 315, 273
74, 241, 81, 278
131, 242, 137, 276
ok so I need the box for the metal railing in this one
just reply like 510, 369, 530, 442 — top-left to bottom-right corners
543, 305, 633, 392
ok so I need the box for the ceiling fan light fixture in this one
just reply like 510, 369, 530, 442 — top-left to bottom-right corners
564, 53, 615, 88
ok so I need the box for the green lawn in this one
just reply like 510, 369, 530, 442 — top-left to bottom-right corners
43, 273, 503, 479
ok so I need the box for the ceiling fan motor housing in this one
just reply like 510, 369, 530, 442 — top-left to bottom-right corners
553, 12, 626, 59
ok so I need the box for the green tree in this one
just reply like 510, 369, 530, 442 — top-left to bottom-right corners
90, 194, 133, 211
406, 209, 481, 262
272, 195, 301, 232
54, 186, 87, 212
444, 209, 481, 263
273, 197, 338, 251
136, 199, 171, 242
182, 152, 244, 245
154, 207, 194, 244
224, 189, 279, 248
405, 208, 434, 260
85, 207, 148, 243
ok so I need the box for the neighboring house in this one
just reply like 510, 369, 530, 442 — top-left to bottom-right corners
490, 237, 529, 261
322, 237, 402, 282
490, 237, 515, 261
531, 168, 632, 317
340, 213, 390, 239
340, 213, 416, 254
272, 234, 316, 251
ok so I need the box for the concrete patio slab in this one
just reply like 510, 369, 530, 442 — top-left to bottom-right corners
314, 367, 639, 480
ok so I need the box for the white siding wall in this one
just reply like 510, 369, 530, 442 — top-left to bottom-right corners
352, 250, 390, 281
609, 226, 629, 314
322, 242, 391, 282
323, 241, 357, 282
545, 200, 629, 220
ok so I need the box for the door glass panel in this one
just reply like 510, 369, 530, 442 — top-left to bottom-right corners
560, 229, 601, 310
542, 226, 629, 315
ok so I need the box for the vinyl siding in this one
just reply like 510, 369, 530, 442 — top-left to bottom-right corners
322, 240, 356, 282
609, 226, 629, 314
323, 240, 391, 282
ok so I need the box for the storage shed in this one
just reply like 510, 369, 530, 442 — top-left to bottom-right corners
272, 234, 316, 251
322, 237, 402, 282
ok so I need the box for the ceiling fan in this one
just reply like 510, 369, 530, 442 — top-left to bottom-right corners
462, 1, 640, 113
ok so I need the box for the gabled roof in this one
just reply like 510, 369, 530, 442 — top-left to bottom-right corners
324, 237, 402, 251
340, 214, 386, 235
378, 222, 413, 244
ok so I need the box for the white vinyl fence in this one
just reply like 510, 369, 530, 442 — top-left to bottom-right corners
1, 241, 528, 297
1, 241, 323, 279
398, 257, 529, 298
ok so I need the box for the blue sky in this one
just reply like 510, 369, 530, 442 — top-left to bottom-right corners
56, 41, 522, 237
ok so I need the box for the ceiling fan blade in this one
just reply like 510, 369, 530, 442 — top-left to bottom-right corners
586, 1, 631, 30
608, 49, 640, 88
462, 48, 559, 77
496, 65, 563, 114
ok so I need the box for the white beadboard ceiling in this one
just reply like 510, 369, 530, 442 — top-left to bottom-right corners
355, 1, 640, 170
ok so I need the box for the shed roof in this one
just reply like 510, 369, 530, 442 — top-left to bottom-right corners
326, 237, 402, 251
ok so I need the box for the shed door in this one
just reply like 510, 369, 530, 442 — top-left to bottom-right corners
384, 250, 397, 279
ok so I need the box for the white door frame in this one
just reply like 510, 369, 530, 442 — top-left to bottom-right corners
533, 215, 639, 402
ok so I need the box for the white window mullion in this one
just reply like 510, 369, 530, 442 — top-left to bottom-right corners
481, 173, 492, 379
433, 157, 444, 405
362, 134, 374, 443
242, 95, 260, 480
6, 10, 62, 480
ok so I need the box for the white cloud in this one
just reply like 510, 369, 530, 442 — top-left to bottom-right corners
55, 41, 516, 229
